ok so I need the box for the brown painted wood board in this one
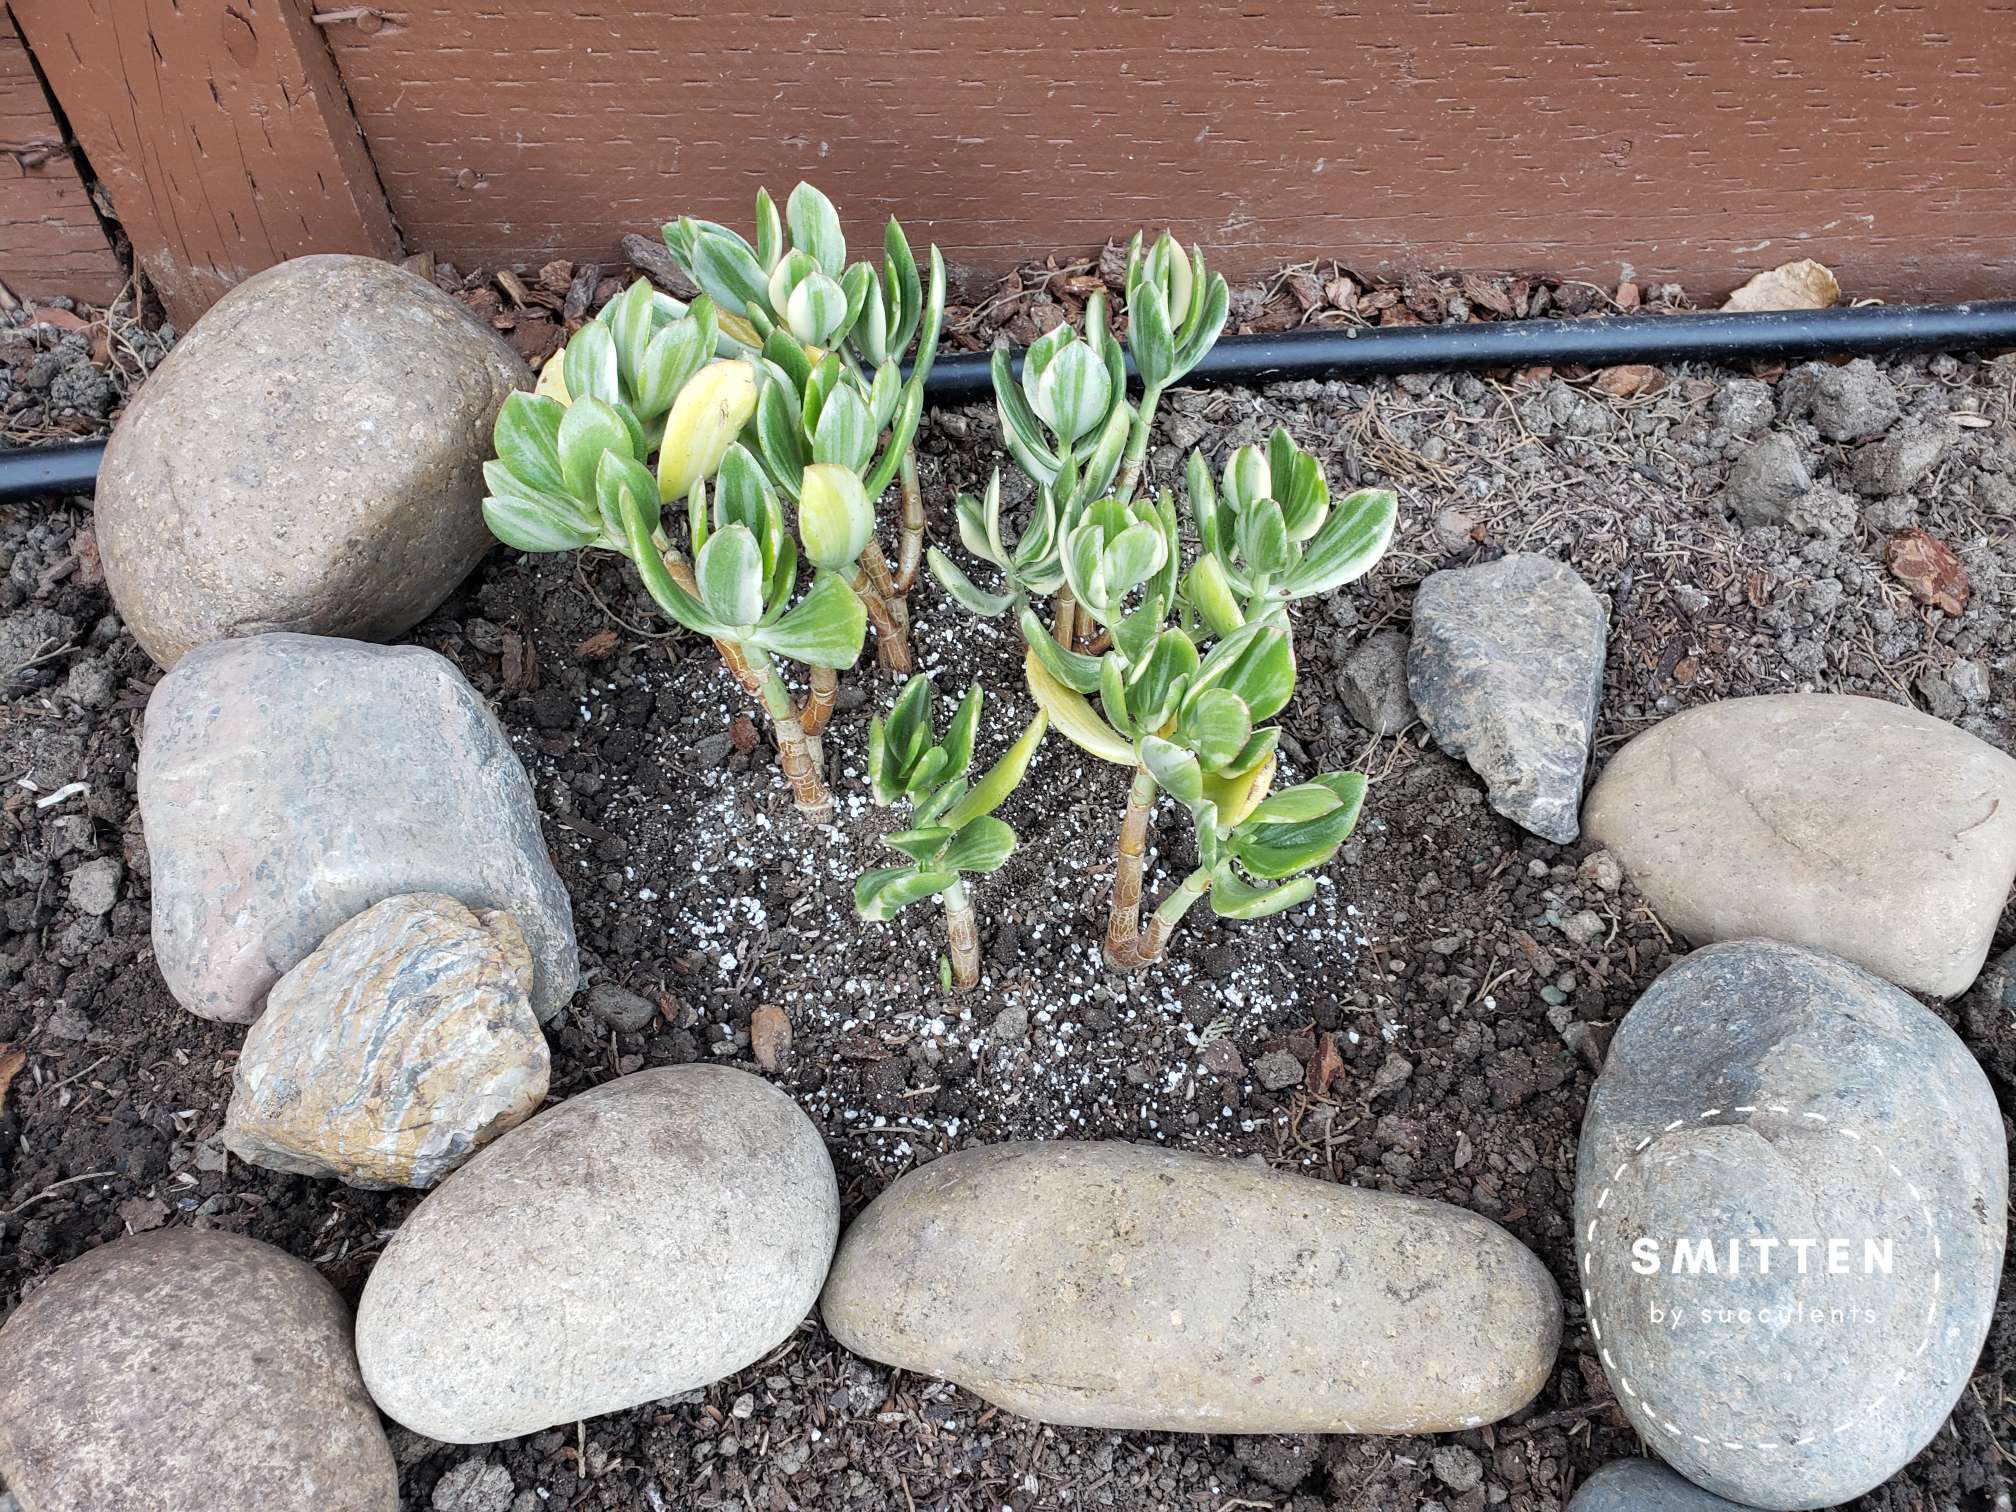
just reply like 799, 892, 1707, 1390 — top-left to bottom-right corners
10, 0, 401, 324
324, 0, 2016, 301
0, 6, 123, 304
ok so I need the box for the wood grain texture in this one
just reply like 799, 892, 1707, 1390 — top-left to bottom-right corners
11, 0, 400, 322
322, 0, 2016, 300
0, 8, 123, 303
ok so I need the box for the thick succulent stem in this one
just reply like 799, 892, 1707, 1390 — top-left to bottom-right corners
942, 879, 981, 991
1113, 383, 1164, 503
859, 538, 913, 670
844, 564, 912, 674
745, 647, 834, 825
1051, 588, 1078, 650
1102, 767, 1159, 971
803, 665, 837, 738
1136, 867, 1213, 967
894, 447, 926, 593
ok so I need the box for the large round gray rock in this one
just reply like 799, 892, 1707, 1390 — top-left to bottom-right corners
820, 1140, 1561, 1433
0, 1230, 397, 1511
1408, 553, 1607, 843
140, 633, 577, 1023
97, 254, 528, 668
1583, 693, 2016, 996
1575, 941, 2006, 1510
1570, 1460, 1750, 1510
224, 893, 549, 1189
356, 1066, 838, 1443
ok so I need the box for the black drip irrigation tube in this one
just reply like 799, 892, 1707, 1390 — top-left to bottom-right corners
4, 298, 2014, 506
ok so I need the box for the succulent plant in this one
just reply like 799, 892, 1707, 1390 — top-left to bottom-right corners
1115, 232, 1230, 500
662, 183, 946, 662
858, 677, 1047, 990
1180, 429, 1398, 636
480, 300, 864, 824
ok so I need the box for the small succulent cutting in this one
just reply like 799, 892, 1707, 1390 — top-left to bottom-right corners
858, 678, 1047, 990
1179, 428, 1398, 636
663, 182, 946, 669
481, 291, 865, 824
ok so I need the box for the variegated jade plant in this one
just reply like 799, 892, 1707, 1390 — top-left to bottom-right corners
859, 678, 1047, 990
481, 286, 865, 824
1016, 434, 1396, 969
663, 182, 946, 672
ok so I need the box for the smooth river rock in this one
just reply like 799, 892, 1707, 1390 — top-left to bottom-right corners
96, 254, 528, 667
140, 633, 577, 1023
1575, 941, 2006, 1510
1583, 692, 2016, 996
224, 893, 549, 1188
356, 1066, 838, 1443
1570, 1460, 1750, 1511
1408, 553, 1607, 842
0, 1230, 397, 1511
820, 1140, 1562, 1434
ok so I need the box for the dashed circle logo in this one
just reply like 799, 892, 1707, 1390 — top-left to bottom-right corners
1580, 1103, 1945, 1454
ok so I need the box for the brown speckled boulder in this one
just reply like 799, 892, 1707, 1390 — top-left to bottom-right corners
224, 893, 550, 1188
0, 1230, 397, 1512
96, 254, 528, 667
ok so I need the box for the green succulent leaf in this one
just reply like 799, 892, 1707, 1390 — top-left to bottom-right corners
1210, 869, 1316, 920
855, 866, 958, 922
689, 228, 771, 317
694, 523, 765, 628
884, 825, 955, 864
928, 547, 1017, 619
1019, 608, 1104, 694
594, 450, 660, 549
1182, 687, 1253, 771
1183, 554, 1246, 639
938, 815, 1017, 875
1129, 282, 1176, 392
1231, 772, 1368, 879
754, 188, 785, 271
812, 383, 876, 472
1127, 629, 1202, 734
492, 391, 569, 498
556, 395, 633, 502
1236, 498, 1296, 578
1282, 488, 1399, 599
747, 570, 867, 670
482, 487, 599, 554
939, 712, 1047, 828
563, 321, 622, 408
786, 182, 846, 276
1140, 736, 1203, 808
941, 684, 983, 782
1024, 647, 1133, 766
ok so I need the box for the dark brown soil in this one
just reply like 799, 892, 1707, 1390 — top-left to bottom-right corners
4, 348, 2014, 1512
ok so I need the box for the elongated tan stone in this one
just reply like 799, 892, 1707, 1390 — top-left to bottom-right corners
224, 893, 549, 1189
820, 1141, 1562, 1434
1583, 693, 2016, 996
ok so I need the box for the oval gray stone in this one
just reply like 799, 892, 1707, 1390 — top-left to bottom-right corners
1407, 553, 1608, 843
1583, 693, 2016, 996
139, 632, 578, 1023
820, 1140, 1562, 1434
1570, 1460, 1750, 1511
356, 1066, 838, 1443
1574, 940, 2006, 1509
0, 1230, 397, 1512
97, 254, 528, 668
224, 893, 550, 1189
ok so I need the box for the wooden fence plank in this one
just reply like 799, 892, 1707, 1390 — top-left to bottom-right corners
322, 0, 2016, 301
0, 7, 123, 304
10, 0, 400, 324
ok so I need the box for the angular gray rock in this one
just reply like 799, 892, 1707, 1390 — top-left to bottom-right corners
96, 255, 529, 667
356, 1066, 838, 1443
1337, 628, 1415, 734
0, 1230, 397, 1511
65, 856, 122, 916
1851, 417, 1951, 496
1721, 431, 1810, 525
821, 1141, 1561, 1434
1583, 692, 2016, 996
1575, 941, 2006, 1510
140, 633, 578, 1023
224, 893, 550, 1189
1570, 1460, 1748, 1511
1408, 553, 1607, 843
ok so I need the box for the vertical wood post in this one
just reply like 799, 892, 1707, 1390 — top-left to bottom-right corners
0, 5, 124, 304
9, 0, 400, 325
